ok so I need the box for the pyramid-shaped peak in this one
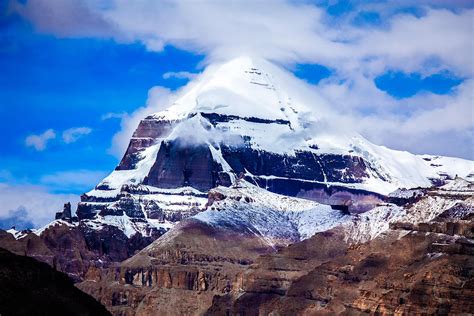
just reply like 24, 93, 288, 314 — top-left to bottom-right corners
153, 56, 317, 123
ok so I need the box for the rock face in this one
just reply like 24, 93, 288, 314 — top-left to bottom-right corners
117, 118, 177, 171
0, 247, 110, 316
55, 202, 73, 220
145, 141, 231, 191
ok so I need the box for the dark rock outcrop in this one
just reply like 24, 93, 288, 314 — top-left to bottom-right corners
55, 202, 73, 221
0, 247, 110, 316
145, 140, 231, 191
117, 118, 177, 170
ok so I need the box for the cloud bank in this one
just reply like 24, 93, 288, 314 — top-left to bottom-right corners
11, 0, 474, 159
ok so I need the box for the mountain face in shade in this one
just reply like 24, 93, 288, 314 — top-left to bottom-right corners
74, 56, 472, 239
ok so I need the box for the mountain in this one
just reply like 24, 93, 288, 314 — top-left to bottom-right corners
76, 56, 472, 239
2, 56, 473, 315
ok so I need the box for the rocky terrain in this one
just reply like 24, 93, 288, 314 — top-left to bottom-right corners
70, 178, 473, 315
0, 208, 163, 282
207, 182, 474, 315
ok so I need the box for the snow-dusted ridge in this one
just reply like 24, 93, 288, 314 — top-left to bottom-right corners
193, 181, 351, 244
189, 177, 474, 245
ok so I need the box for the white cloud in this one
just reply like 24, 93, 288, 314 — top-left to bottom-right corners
17, 1, 471, 75
317, 77, 474, 157
0, 183, 79, 228
110, 86, 176, 157
25, 129, 56, 151
349, 9, 474, 77
12, 0, 474, 158
62, 127, 92, 144
163, 71, 198, 80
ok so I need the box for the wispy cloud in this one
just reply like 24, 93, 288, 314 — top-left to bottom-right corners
110, 86, 174, 157
101, 112, 126, 120
62, 127, 92, 144
0, 208, 35, 230
163, 71, 198, 80
25, 129, 56, 151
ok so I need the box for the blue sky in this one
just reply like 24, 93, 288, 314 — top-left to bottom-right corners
0, 0, 472, 229
0, 14, 203, 193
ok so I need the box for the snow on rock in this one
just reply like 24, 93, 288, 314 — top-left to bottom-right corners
440, 176, 474, 192
287, 206, 351, 240
81, 215, 171, 238
89, 143, 162, 196
34, 220, 78, 237
388, 188, 424, 199
422, 155, 474, 180
342, 204, 405, 244
343, 181, 473, 244
6, 228, 28, 240
194, 181, 350, 243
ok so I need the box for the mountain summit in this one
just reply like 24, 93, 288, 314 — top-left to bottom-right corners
88, 58, 470, 194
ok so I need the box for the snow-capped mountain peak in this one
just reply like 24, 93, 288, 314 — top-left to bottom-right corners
153, 56, 317, 123
72, 56, 473, 240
